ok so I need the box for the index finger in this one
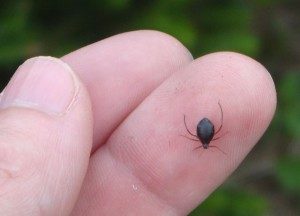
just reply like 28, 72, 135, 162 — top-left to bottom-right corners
61, 30, 193, 151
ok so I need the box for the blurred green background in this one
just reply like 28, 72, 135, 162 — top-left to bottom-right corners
0, 0, 299, 215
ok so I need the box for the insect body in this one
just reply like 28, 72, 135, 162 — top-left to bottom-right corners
197, 118, 215, 149
183, 102, 225, 154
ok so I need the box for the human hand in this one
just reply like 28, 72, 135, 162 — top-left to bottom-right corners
0, 31, 276, 215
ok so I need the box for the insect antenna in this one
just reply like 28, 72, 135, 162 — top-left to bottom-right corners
215, 101, 223, 135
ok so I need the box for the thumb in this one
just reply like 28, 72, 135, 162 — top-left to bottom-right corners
0, 57, 93, 215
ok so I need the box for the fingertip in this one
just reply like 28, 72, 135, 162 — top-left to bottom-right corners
192, 51, 277, 140
131, 30, 194, 61
200, 51, 277, 107
62, 29, 194, 68
0, 56, 80, 115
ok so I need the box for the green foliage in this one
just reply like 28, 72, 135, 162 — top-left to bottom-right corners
189, 187, 269, 216
0, 2, 36, 65
102, 0, 131, 10
199, 32, 260, 57
191, 2, 260, 56
276, 157, 300, 195
0, 0, 299, 214
277, 71, 300, 138
0, 0, 263, 67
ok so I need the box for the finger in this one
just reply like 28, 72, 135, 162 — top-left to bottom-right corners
62, 30, 193, 151
0, 57, 93, 215
71, 52, 276, 215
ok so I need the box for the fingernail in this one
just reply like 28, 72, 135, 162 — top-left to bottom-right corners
0, 56, 78, 115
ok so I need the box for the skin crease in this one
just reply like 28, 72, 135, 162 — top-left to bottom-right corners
0, 31, 276, 215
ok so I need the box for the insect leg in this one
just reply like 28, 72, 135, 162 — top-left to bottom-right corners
193, 145, 203, 151
183, 115, 198, 138
209, 145, 226, 155
180, 135, 199, 142
212, 131, 228, 141
212, 136, 221, 141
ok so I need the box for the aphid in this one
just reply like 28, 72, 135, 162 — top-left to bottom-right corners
183, 102, 226, 154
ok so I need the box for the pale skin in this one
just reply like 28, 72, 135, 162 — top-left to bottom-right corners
0, 30, 276, 215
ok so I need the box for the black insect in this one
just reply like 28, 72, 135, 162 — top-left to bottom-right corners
183, 102, 226, 154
